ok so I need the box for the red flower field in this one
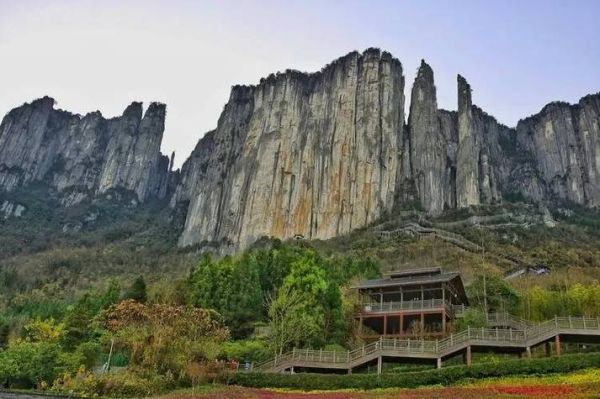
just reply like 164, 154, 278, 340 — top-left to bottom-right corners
161, 382, 599, 399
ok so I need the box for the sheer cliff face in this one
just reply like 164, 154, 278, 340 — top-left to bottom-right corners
0, 97, 170, 204
173, 51, 599, 250
175, 49, 405, 249
2, 49, 600, 251
407, 66, 509, 214
516, 95, 600, 206
408, 61, 448, 214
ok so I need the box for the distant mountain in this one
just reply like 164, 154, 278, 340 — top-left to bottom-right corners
1, 48, 599, 252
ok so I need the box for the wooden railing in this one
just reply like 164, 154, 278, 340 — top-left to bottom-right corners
361, 299, 452, 313
253, 316, 600, 372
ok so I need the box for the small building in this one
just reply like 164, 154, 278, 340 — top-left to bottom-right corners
354, 267, 468, 340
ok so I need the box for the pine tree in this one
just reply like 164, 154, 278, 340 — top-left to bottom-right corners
124, 276, 147, 303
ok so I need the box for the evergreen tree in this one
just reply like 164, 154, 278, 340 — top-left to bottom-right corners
124, 276, 147, 303
101, 279, 121, 308
188, 253, 262, 338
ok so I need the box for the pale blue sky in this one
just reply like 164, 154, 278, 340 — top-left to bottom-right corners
1, 0, 598, 166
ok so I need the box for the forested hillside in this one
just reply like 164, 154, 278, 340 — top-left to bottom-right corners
1, 190, 600, 395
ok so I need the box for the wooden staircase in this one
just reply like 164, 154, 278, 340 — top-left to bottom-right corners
254, 316, 600, 373
373, 222, 536, 273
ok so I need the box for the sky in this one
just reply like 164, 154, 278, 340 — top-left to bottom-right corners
1, 0, 599, 167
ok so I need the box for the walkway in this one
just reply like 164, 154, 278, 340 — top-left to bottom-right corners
254, 316, 600, 373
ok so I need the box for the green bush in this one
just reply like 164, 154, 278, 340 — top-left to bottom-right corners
232, 352, 600, 390
220, 339, 271, 363
0, 341, 71, 388
52, 368, 174, 398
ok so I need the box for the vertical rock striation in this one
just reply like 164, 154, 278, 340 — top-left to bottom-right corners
0, 97, 171, 203
174, 49, 405, 250
408, 60, 446, 214
172, 52, 600, 250
456, 75, 480, 207
516, 95, 600, 206
1, 49, 599, 251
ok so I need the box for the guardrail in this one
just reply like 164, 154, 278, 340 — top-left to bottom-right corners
361, 299, 452, 313
254, 316, 600, 372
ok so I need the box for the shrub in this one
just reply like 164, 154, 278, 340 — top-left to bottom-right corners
232, 353, 600, 390
220, 339, 271, 363
53, 367, 174, 398
0, 341, 67, 388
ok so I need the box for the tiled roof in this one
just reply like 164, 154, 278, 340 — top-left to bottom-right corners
352, 272, 461, 289
385, 266, 441, 278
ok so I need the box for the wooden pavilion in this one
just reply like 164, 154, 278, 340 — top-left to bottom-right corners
354, 267, 468, 340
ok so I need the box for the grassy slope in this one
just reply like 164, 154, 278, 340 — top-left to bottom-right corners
311, 203, 600, 287
1, 187, 600, 309
0, 184, 195, 307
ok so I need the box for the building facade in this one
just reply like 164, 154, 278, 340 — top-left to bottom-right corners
354, 267, 468, 340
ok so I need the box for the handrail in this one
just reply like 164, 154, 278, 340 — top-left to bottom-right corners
361, 298, 452, 313
253, 316, 600, 371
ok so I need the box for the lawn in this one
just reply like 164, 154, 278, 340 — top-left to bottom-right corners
154, 369, 600, 399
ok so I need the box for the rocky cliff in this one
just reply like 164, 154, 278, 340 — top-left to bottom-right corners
1, 49, 599, 252
173, 49, 406, 249
0, 97, 172, 205
516, 95, 600, 206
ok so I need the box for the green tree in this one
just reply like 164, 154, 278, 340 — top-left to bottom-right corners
101, 279, 121, 308
280, 250, 345, 347
454, 308, 487, 331
0, 341, 66, 388
62, 294, 100, 349
124, 276, 147, 303
267, 286, 317, 355
188, 254, 262, 338
467, 274, 521, 314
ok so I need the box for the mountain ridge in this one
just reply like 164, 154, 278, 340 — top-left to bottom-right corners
1, 48, 599, 252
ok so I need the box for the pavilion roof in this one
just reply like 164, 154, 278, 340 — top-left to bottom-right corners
352, 271, 461, 290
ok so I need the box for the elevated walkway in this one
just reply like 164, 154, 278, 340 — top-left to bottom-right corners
254, 316, 600, 373
373, 222, 537, 276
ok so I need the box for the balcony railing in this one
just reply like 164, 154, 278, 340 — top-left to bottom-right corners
360, 298, 453, 313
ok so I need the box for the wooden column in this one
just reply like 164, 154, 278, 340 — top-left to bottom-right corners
442, 283, 446, 303
436, 358, 442, 369
421, 312, 425, 337
400, 314, 404, 337
525, 346, 531, 359
377, 356, 383, 374
555, 335, 561, 357
465, 346, 472, 366
383, 315, 388, 336
442, 309, 447, 334
347, 368, 352, 375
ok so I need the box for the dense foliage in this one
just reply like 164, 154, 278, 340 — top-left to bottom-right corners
0, 243, 380, 395
1, 193, 600, 396
233, 353, 600, 390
